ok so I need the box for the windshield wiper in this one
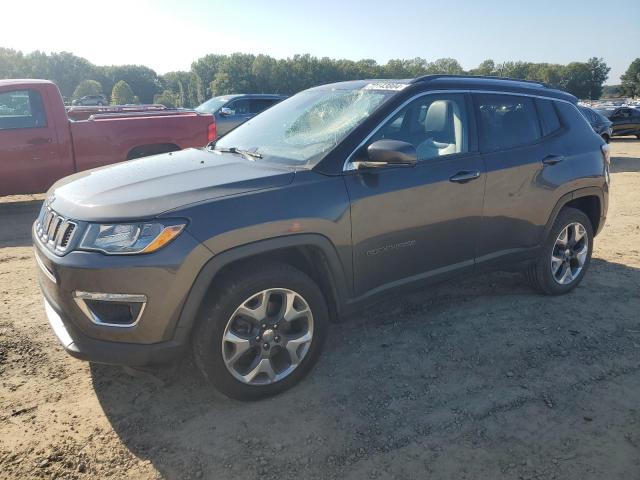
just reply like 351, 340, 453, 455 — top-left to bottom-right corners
213, 146, 263, 159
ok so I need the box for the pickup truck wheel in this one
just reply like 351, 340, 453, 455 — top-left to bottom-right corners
526, 207, 593, 295
193, 262, 328, 400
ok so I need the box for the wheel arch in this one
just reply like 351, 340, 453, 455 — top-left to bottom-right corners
126, 143, 181, 160
172, 234, 351, 345
544, 187, 605, 240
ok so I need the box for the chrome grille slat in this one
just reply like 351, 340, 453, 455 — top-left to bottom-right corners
36, 207, 78, 255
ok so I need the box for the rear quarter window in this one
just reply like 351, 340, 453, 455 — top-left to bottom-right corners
555, 101, 595, 137
475, 94, 541, 151
536, 99, 562, 135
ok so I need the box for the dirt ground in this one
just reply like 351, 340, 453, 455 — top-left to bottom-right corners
1, 140, 639, 480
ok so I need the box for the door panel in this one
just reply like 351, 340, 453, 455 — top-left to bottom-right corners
0, 88, 65, 195
343, 91, 483, 296
473, 93, 573, 266
346, 154, 485, 296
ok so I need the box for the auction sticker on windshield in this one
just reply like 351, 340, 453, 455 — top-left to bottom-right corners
362, 82, 408, 91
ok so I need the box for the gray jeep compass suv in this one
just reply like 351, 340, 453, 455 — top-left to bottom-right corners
34, 75, 610, 400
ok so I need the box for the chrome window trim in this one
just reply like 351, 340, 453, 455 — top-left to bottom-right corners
342, 88, 577, 171
73, 291, 147, 328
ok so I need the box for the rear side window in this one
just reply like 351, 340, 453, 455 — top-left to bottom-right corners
250, 99, 278, 114
578, 106, 595, 123
0, 89, 47, 130
536, 99, 562, 135
475, 94, 541, 151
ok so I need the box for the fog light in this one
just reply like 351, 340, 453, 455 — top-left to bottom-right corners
73, 291, 147, 327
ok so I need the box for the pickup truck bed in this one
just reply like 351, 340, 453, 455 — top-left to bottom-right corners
0, 79, 215, 195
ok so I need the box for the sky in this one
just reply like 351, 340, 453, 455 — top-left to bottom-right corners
2, 0, 638, 84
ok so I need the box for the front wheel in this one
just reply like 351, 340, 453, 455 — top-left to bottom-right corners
526, 207, 593, 295
193, 262, 328, 400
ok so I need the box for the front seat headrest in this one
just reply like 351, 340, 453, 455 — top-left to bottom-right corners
424, 100, 450, 132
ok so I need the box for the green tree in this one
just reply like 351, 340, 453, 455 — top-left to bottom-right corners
111, 80, 136, 105
426, 58, 464, 75
621, 58, 640, 97
602, 85, 621, 98
584, 57, 610, 100
470, 59, 496, 76
209, 72, 233, 96
0, 47, 25, 77
100, 65, 160, 103
154, 90, 178, 108
72, 80, 103, 100
563, 62, 592, 98
161, 71, 191, 107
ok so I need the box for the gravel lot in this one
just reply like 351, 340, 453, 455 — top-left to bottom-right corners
1, 140, 639, 480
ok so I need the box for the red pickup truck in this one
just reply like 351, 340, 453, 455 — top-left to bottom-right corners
0, 79, 215, 195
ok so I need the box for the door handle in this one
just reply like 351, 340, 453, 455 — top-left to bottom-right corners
449, 170, 481, 184
27, 137, 52, 146
542, 154, 564, 165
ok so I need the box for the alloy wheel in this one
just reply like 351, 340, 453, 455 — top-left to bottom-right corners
221, 288, 314, 385
550, 222, 589, 285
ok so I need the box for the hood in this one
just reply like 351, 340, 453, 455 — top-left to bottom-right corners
48, 148, 295, 221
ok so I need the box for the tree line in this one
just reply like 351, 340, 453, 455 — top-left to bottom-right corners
1, 47, 637, 108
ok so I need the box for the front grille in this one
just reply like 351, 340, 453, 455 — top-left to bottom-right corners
36, 207, 78, 254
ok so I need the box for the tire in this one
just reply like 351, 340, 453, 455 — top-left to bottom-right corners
526, 207, 593, 295
193, 261, 328, 400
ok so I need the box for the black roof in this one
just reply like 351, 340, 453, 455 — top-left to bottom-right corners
312, 75, 577, 104
411, 75, 577, 103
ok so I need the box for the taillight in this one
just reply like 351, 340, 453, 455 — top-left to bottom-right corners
601, 143, 610, 185
600, 143, 610, 165
207, 120, 217, 142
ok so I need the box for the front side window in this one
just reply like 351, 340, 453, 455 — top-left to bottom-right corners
369, 93, 469, 161
213, 85, 397, 166
195, 96, 231, 114
227, 99, 250, 115
476, 94, 541, 151
0, 89, 47, 130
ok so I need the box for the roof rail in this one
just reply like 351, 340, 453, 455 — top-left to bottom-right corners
410, 74, 548, 88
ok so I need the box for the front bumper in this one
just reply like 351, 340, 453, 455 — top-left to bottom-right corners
33, 223, 212, 366
43, 294, 184, 365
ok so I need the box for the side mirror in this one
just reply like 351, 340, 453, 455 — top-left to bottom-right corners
219, 107, 234, 116
353, 140, 417, 169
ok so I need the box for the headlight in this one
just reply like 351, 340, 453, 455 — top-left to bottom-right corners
79, 221, 186, 254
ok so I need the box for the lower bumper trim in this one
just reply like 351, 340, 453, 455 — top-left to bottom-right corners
43, 297, 185, 366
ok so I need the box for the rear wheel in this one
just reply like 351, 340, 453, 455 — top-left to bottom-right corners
526, 207, 593, 295
193, 262, 328, 400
